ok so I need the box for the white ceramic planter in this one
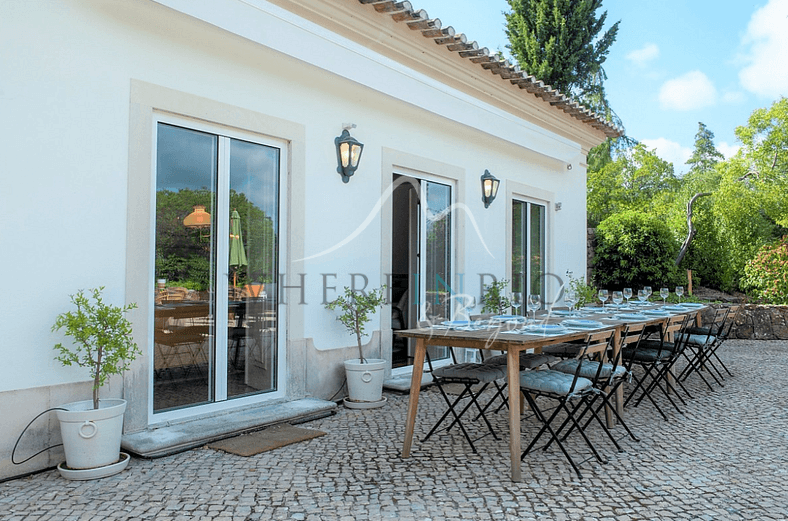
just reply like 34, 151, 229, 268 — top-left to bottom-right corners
55, 399, 127, 475
344, 358, 386, 406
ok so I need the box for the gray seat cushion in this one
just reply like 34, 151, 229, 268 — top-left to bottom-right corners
679, 333, 716, 346
551, 359, 627, 381
541, 342, 583, 357
519, 369, 593, 396
432, 363, 507, 383
622, 347, 672, 362
636, 339, 679, 352
483, 352, 557, 369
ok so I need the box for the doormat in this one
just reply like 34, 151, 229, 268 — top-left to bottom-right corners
207, 424, 326, 457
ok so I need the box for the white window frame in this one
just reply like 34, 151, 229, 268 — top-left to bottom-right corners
149, 112, 289, 424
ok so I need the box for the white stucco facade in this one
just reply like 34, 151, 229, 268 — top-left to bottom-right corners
0, 0, 613, 480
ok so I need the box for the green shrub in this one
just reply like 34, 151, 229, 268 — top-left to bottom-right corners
593, 210, 681, 289
741, 237, 788, 304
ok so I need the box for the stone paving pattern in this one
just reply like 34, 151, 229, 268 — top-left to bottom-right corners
2, 340, 787, 520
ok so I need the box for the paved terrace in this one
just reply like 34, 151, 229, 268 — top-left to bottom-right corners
2, 340, 787, 521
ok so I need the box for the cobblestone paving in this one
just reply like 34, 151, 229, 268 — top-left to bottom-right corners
2, 340, 787, 520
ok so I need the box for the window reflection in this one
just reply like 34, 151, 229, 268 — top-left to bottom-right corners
153, 123, 279, 413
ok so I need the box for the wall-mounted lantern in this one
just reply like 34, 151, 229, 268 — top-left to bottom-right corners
480, 169, 500, 208
335, 125, 364, 183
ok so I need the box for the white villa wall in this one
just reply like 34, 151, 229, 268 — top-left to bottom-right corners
0, 0, 597, 480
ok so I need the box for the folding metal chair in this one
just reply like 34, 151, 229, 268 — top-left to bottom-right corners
682, 305, 740, 383
476, 350, 557, 416
622, 313, 695, 420
421, 347, 507, 453
518, 330, 615, 478
677, 307, 729, 390
550, 323, 645, 451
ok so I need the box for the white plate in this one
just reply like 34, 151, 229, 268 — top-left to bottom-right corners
491, 315, 526, 322
679, 303, 705, 309
441, 320, 471, 327
612, 313, 648, 321
524, 324, 568, 334
561, 319, 604, 329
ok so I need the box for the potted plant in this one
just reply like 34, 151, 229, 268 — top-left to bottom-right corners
481, 279, 512, 315
51, 287, 141, 479
325, 286, 387, 409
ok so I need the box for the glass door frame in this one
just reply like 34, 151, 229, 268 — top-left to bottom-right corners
150, 112, 289, 424
511, 196, 549, 307
390, 171, 456, 377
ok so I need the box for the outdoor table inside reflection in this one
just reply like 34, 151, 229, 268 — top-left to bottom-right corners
397, 303, 706, 482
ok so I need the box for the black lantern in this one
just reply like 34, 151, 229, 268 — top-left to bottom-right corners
335, 128, 364, 183
480, 169, 500, 208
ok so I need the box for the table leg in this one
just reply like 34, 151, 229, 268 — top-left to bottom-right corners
613, 327, 624, 421
402, 337, 426, 458
507, 348, 522, 482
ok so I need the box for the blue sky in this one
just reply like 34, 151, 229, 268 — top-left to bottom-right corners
410, 0, 788, 174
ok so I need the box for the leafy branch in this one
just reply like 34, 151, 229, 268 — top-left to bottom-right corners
52, 287, 141, 409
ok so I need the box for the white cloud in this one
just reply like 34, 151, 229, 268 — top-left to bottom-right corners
659, 71, 717, 111
722, 90, 747, 104
626, 43, 660, 66
718, 141, 741, 159
739, 0, 788, 98
642, 138, 692, 171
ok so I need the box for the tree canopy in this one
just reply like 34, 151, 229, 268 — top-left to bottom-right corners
505, 0, 619, 101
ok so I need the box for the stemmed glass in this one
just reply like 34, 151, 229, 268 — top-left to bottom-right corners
511, 292, 522, 316
598, 289, 609, 311
660, 287, 670, 305
527, 294, 541, 323
637, 289, 648, 304
612, 290, 624, 309
623, 287, 632, 307
675, 286, 684, 304
564, 288, 577, 317
644, 286, 653, 301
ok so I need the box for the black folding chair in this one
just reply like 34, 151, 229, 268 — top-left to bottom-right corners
476, 350, 557, 416
677, 307, 729, 390
518, 330, 614, 478
622, 313, 695, 420
682, 305, 740, 383
421, 347, 507, 453
550, 322, 646, 451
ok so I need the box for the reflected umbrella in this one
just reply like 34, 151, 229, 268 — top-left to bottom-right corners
229, 209, 247, 288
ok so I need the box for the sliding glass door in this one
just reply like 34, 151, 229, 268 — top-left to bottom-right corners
153, 121, 282, 414
512, 199, 546, 304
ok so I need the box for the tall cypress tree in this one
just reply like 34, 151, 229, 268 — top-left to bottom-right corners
505, 0, 619, 99
686, 122, 725, 177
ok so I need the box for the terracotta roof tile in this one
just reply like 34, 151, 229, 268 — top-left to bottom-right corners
356, 0, 623, 138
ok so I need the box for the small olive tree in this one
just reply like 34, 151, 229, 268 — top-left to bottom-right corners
481, 279, 511, 315
52, 287, 141, 409
325, 286, 386, 363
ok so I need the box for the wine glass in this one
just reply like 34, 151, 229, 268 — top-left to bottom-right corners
527, 294, 541, 322
511, 292, 522, 316
675, 286, 684, 303
623, 287, 632, 307
637, 289, 648, 304
612, 290, 624, 309
565, 290, 577, 315
598, 289, 609, 311
644, 286, 653, 301
660, 287, 670, 305
464, 296, 476, 320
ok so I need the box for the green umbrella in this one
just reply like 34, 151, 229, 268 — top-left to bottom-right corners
229, 209, 247, 287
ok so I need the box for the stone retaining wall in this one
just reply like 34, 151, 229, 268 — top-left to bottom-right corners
701, 304, 788, 340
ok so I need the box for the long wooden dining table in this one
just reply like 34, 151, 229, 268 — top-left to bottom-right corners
396, 303, 706, 482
